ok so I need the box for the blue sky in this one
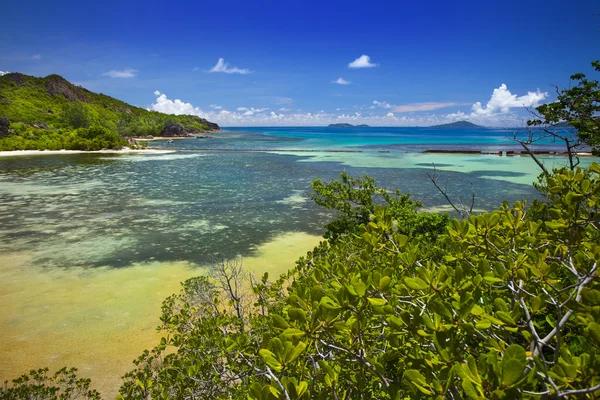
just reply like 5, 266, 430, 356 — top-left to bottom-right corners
1, 0, 599, 126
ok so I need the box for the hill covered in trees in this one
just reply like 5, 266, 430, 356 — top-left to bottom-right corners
0, 73, 219, 150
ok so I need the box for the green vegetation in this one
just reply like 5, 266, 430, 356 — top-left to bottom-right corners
519, 60, 600, 168
0, 368, 100, 399
0, 73, 219, 151
2, 163, 600, 399
3, 64, 600, 400
0, 123, 129, 151
311, 172, 449, 245
111, 164, 599, 400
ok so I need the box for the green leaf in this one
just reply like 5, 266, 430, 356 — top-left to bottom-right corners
483, 276, 503, 284
531, 296, 544, 313
471, 305, 485, 316
259, 349, 282, 372
379, 276, 392, 291
272, 314, 290, 329
462, 380, 483, 399
545, 221, 567, 230
296, 381, 309, 397
367, 297, 387, 306
249, 382, 263, 400
476, 319, 491, 329
320, 296, 341, 310
501, 344, 526, 386
285, 341, 307, 364
388, 315, 404, 330
495, 311, 516, 326
405, 277, 429, 290
429, 299, 453, 320
403, 369, 432, 395
588, 322, 600, 345
353, 280, 367, 297
287, 308, 307, 324
282, 328, 306, 338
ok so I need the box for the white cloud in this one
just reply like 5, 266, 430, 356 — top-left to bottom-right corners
336, 108, 345, 111
207, 58, 252, 74
331, 77, 351, 85
151, 92, 204, 115
154, 90, 161, 96
471, 83, 547, 115
102, 68, 138, 78
348, 54, 377, 69
209, 104, 222, 109
373, 100, 392, 109
32, 54, 41, 60
149, 89, 545, 128
236, 106, 270, 116
436, 84, 549, 126
394, 102, 460, 112
280, 107, 291, 112
0, 71, 9, 76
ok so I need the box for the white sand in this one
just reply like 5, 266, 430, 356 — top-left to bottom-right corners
0, 148, 176, 157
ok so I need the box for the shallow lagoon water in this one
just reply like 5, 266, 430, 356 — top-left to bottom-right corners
1, 126, 597, 397
0, 232, 321, 396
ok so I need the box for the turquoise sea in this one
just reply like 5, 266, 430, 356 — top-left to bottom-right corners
0, 125, 596, 395
2, 126, 577, 269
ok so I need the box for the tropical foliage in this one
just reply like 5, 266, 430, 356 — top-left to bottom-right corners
517, 60, 600, 170
2, 163, 600, 399
3, 65, 600, 400
0, 123, 128, 151
110, 163, 600, 400
0, 72, 218, 150
310, 172, 449, 244
0, 368, 100, 400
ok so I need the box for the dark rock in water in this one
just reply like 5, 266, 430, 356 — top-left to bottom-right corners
424, 149, 481, 154
0, 117, 10, 137
161, 123, 188, 136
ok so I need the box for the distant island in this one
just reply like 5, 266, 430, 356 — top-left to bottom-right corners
329, 123, 370, 127
431, 120, 482, 128
0, 72, 219, 151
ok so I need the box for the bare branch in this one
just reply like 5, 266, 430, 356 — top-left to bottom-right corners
427, 163, 473, 218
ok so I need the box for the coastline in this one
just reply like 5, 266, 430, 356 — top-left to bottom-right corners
0, 148, 175, 157
134, 136, 189, 141
132, 130, 221, 141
